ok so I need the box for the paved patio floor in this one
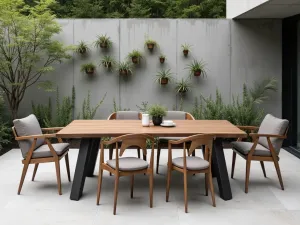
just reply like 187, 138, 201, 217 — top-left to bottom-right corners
0, 148, 300, 225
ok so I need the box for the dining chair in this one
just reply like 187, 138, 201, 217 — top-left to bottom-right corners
231, 114, 289, 193
166, 134, 216, 213
107, 111, 144, 160
156, 111, 195, 174
96, 134, 155, 215
12, 114, 71, 195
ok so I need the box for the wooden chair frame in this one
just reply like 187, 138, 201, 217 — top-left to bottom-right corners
231, 126, 288, 193
96, 134, 155, 215
12, 127, 71, 195
156, 112, 195, 174
166, 134, 216, 213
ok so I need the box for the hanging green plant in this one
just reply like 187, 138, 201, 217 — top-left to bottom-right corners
128, 50, 143, 64
145, 37, 158, 51
185, 59, 207, 78
181, 43, 192, 57
101, 55, 116, 69
154, 69, 173, 85
118, 61, 133, 76
175, 78, 192, 94
81, 63, 96, 75
159, 54, 166, 64
95, 34, 112, 49
75, 41, 89, 54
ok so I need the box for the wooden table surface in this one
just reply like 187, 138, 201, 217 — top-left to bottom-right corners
57, 120, 247, 138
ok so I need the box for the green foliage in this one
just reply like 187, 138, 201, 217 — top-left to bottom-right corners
136, 101, 149, 113
80, 63, 96, 73
148, 104, 167, 117
155, 69, 174, 84
185, 59, 207, 77
0, 92, 10, 149
0, 0, 72, 119
75, 41, 90, 54
101, 56, 116, 69
175, 78, 192, 94
112, 98, 130, 112
78, 92, 107, 119
95, 34, 112, 48
128, 50, 143, 62
159, 54, 166, 59
145, 36, 159, 48
190, 97, 204, 120
32, 98, 52, 128
118, 61, 133, 75
181, 43, 192, 51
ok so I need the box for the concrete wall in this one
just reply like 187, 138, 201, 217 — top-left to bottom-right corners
226, 0, 269, 18
19, 19, 282, 119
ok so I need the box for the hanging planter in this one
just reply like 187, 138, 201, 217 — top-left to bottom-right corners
155, 69, 173, 86
181, 43, 192, 57
175, 78, 192, 94
159, 54, 166, 64
101, 55, 116, 69
95, 34, 112, 50
118, 61, 133, 76
75, 41, 90, 55
81, 63, 96, 75
144, 37, 158, 51
185, 59, 207, 78
127, 50, 143, 64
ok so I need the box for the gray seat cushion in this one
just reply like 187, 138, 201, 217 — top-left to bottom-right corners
107, 157, 148, 171
13, 114, 45, 158
116, 111, 139, 120
172, 157, 209, 170
32, 143, 69, 159
232, 141, 271, 156
164, 111, 186, 120
158, 137, 186, 142
257, 114, 289, 154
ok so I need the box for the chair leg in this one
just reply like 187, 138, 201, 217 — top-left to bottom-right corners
166, 165, 171, 202
205, 173, 208, 196
137, 148, 141, 158
130, 175, 134, 198
183, 170, 188, 213
113, 175, 119, 215
32, 163, 39, 181
55, 159, 62, 195
192, 151, 195, 157
149, 171, 154, 208
260, 161, 267, 178
18, 163, 29, 195
231, 152, 236, 179
109, 145, 113, 176
65, 153, 71, 182
208, 171, 216, 207
273, 159, 284, 190
245, 159, 251, 193
156, 145, 161, 174
96, 168, 103, 205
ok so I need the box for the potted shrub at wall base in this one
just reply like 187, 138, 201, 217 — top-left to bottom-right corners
155, 69, 173, 85
181, 43, 192, 57
118, 61, 133, 76
95, 34, 112, 49
175, 78, 192, 94
148, 104, 167, 126
159, 54, 166, 64
81, 63, 96, 75
145, 37, 158, 51
75, 41, 89, 54
128, 50, 143, 64
101, 55, 116, 69
186, 59, 207, 77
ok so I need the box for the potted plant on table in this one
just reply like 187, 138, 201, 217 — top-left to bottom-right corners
101, 55, 116, 69
75, 41, 89, 55
185, 59, 207, 77
118, 61, 133, 76
181, 43, 192, 57
155, 69, 173, 85
95, 34, 112, 49
175, 78, 192, 94
148, 104, 167, 126
81, 63, 96, 75
159, 54, 166, 64
128, 50, 143, 64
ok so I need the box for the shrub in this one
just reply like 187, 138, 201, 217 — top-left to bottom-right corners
78, 92, 107, 119
148, 104, 167, 117
0, 92, 10, 150
32, 98, 52, 128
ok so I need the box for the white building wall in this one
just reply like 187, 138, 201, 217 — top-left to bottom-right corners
227, 0, 269, 18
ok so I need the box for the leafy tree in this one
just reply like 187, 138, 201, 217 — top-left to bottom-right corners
0, 0, 72, 119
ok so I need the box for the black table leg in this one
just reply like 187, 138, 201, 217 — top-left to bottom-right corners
70, 138, 94, 201
211, 138, 232, 201
86, 138, 101, 177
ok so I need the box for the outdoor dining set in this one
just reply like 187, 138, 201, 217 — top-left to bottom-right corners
11, 111, 289, 214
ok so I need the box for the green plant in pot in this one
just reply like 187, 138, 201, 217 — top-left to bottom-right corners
128, 50, 143, 64
148, 104, 167, 126
95, 34, 112, 49
175, 78, 192, 94
145, 37, 158, 51
181, 43, 192, 57
75, 41, 89, 54
81, 63, 96, 75
118, 61, 133, 76
185, 59, 207, 77
155, 69, 173, 85
159, 54, 166, 64
101, 55, 116, 69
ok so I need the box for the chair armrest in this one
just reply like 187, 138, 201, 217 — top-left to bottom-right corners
41, 127, 64, 132
249, 133, 287, 139
237, 126, 259, 131
15, 133, 56, 141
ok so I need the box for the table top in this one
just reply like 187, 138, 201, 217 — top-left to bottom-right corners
56, 120, 247, 139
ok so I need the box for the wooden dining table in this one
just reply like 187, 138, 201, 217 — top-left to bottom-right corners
57, 120, 246, 201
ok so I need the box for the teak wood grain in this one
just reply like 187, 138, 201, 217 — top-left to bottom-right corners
57, 120, 247, 138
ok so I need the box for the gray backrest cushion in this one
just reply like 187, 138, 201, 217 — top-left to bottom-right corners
258, 114, 289, 154
13, 114, 44, 158
116, 111, 140, 120
164, 111, 186, 120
